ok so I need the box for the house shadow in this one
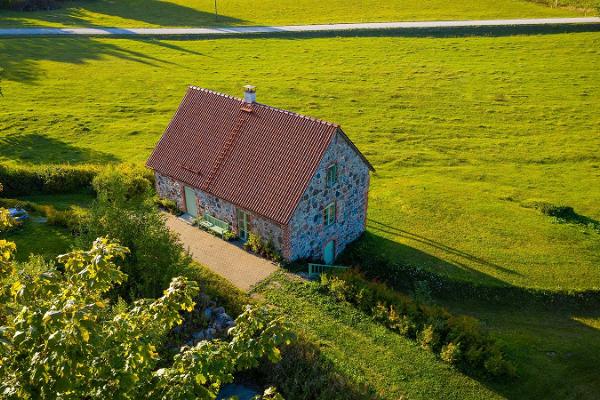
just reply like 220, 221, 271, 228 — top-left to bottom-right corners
2, 0, 245, 28
0, 134, 118, 164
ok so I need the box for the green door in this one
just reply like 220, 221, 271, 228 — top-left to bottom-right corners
323, 240, 335, 265
237, 209, 250, 241
184, 186, 198, 217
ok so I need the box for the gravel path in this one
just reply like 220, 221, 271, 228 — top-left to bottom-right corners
0, 17, 598, 37
165, 213, 279, 292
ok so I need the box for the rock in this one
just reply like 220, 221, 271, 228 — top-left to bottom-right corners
192, 331, 205, 341
203, 307, 212, 320
213, 306, 225, 315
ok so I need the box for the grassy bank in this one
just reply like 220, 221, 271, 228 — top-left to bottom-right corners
1, 32, 599, 290
0, 0, 590, 29
256, 273, 600, 399
254, 273, 503, 399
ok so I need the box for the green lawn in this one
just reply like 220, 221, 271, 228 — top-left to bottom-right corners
0, 0, 592, 28
256, 273, 600, 399
5, 219, 73, 261
1, 32, 599, 290
255, 273, 503, 400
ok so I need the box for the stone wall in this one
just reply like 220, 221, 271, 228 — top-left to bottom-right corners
154, 172, 284, 251
287, 131, 370, 262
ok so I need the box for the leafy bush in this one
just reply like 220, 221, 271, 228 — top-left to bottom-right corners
320, 269, 516, 378
243, 233, 282, 262
154, 196, 182, 215
80, 165, 190, 300
0, 164, 100, 196
0, 238, 293, 399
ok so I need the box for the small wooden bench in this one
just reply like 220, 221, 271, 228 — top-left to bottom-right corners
198, 213, 230, 238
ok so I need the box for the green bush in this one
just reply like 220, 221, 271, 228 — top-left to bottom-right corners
80, 165, 189, 300
0, 164, 100, 196
320, 269, 516, 379
154, 196, 182, 215
243, 233, 282, 262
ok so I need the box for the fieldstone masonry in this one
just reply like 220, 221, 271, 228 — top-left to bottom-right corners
287, 131, 370, 261
155, 130, 370, 263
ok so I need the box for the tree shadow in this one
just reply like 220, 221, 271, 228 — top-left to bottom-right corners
2, 0, 245, 28
0, 36, 192, 84
0, 134, 118, 164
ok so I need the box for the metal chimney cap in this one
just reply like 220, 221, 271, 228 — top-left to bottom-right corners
244, 85, 256, 93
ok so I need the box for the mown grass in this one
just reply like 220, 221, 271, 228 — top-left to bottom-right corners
0, 0, 591, 28
255, 273, 503, 400
1, 32, 599, 290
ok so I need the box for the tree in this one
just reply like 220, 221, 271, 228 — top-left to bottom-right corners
81, 165, 190, 299
0, 238, 293, 399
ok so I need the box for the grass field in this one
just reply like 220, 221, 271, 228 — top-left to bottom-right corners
0, 0, 593, 28
255, 273, 503, 400
1, 31, 599, 290
256, 273, 600, 399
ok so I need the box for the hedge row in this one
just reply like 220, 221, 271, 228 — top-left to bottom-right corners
339, 243, 600, 308
321, 270, 516, 378
0, 164, 100, 196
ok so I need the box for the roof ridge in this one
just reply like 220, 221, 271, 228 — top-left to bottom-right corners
188, 85, 340, 129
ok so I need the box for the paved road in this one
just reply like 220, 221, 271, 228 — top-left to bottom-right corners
164, 213, 279, 292
0, 17, 598, 37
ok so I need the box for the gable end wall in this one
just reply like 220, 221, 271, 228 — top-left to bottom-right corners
287, 131, 370, 261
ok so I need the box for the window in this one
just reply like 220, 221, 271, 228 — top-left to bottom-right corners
323, 202, 336, 226
326, 164, 337, 188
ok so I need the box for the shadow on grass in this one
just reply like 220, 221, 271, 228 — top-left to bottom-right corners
1, 0, 245, 28
339, 229, 600, 308
0, 134, 118, 164
0, 36, 195, 83
336, 229, 600, 398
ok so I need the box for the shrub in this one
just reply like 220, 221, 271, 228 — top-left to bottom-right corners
154, 196, 182, 215
320, 269, 515, 378
441, 342, 462, 365
0, 163, 100, 196
243, 233, 282, 262
80, 165, 190, 300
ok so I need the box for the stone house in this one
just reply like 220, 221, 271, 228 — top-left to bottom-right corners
146, 85, 374, 264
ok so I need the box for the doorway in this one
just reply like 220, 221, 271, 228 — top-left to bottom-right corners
184, 186, 198, 217
237, 209, 250, 241
323, 240, 335, 265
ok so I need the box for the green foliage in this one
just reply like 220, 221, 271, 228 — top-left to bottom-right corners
253, 338, 374, 400
184, 262, 248, 317
0, 238, 292, 399
154, 196, 182, 215
244, 233, 282, 262
0, 0, 70, 11
0, 163, 100, 197
81, 165, 189, 299
320, 270, 516, 378
0, 208, 20, 233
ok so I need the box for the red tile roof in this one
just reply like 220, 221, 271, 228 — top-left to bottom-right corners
146, 86, 373, 225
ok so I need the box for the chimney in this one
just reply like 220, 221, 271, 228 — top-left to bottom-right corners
243, 85, 256, 103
